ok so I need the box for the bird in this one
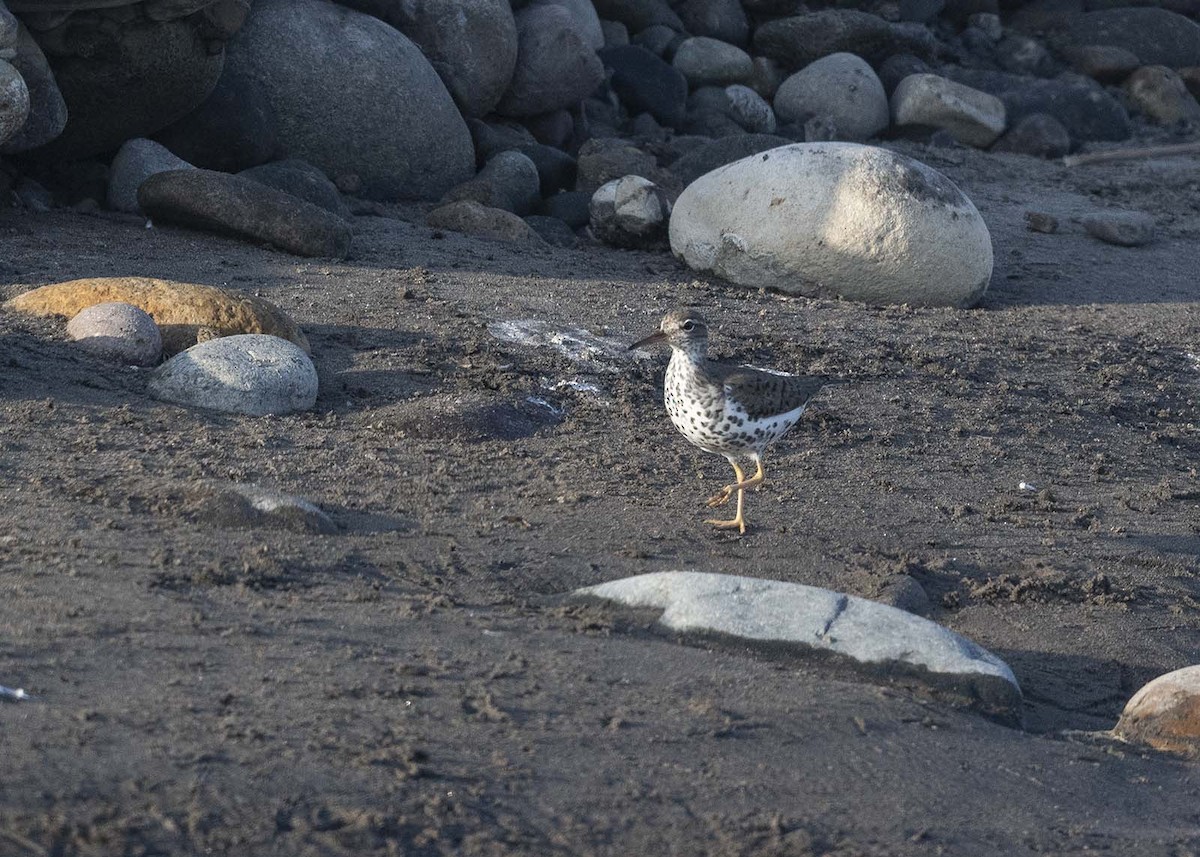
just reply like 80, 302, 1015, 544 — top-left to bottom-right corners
629, 308, 826, 534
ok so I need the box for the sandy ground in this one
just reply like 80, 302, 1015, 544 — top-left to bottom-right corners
3, 141, 1200, 855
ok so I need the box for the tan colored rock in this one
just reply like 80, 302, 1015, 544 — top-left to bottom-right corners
1113, 665, 1200, 758
1124, 65, 1200, 124
3, 276, 309, 356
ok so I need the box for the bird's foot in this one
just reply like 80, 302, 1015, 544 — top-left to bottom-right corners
706, 485, 735, 508
705, 515, 747, 535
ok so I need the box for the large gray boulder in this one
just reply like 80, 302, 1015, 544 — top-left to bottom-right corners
753, 10, 894, 69
108, 137, 195, 214
573, 572, 1021, 721
331, 0, 518, 119
0, 57, 27, 147
0, 23, 65, 152
669, 142, 993, 308
1057, 8, 1200, 68
496, 4, 605, 118
223, 0, 474, 201
774, 53, 889, 142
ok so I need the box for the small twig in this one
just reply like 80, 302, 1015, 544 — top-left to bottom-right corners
1063, 142, 1200, 167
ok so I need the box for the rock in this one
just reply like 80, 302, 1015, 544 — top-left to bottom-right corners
632, 23, 681, 59
891, 73, 1007, 147
14, 175, 49, 211
900, 0, 944, 23
668, 142, 993, 308
575, 137, 661, 193
682, 86, 744, 137
522, 108, 574, 149
1061, 44, 1140, 85
1124, 66, 1200, 125
223, 0, 474, 201
748, 56, 785, 100
753, 10, 895, 70
467, 117, 536, 162
1083, 210, 1156, 247
990, 113, 1070, 158
600, 19, 629, 48
1113, 665, 1200, 758
184, 481, 337, 534
966, 12, 1002, 40
774, 53, 889, 142
66, 302, 163, 367
443, 150, 541, 216
669, 133, 791, 187
725, 85, 776, 134
573, 571, 1021, 721
532, 0, 603, 51
672, 37, 753, 88
0, 58, 27, 146
878, 53, 931, 96
107, 138, 195, 214
675, 0, 748, 47
1058, 8, 1200, 68
538, 190, 591, 227
154, 68, 279, 173
1025, 211, 1058, 233
0, 23, 65, 153
4, 276, 309, 357
589, 175, 671, 249
426, 200, 545, 243
995, 33, 1053, 77
149, 334, 318, 417
524, 214, 579, 247
1181, 67, 1200, 103
511, 143, 578, 197
24, 11, 225, 160
590, 0, 683, 35
238, 159, 350, 219
139, 169, 352, 259
599, 45, 689, 129
946, 69, 1130, 143
497, 4, 605, 118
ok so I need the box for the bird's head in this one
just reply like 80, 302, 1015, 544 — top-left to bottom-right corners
629, 308, 709, 354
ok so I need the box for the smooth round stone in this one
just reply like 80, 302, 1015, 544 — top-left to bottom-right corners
0, 58, 29, 146
426, 200, 545, 243
442, 149, 541, 215
1082, 210, 1156, 247
669, 142, 994, 307
1, 23, 66, 153
774, 53, 888, 142
67, 301, 162, 366
1124, 66, 1200, 124
672, 36, 753, 88
725, 84, 776, 134
891, 73, 1007, 148
148, 334, 318, 416
107, 137, 195, 214
990, 113, 1070, 159
497, 4, 604, 118
1114, 665, 1200, 758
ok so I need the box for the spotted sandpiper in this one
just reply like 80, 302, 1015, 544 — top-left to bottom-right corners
630, 308, 826, 534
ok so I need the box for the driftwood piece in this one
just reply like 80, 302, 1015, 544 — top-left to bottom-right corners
1063, 142, 1200, 167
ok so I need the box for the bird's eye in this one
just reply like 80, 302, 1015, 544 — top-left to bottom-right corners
682, 320, 695, 331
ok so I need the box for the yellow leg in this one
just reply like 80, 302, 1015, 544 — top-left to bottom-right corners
705, 485, 747, 534
706, 457, 766, 508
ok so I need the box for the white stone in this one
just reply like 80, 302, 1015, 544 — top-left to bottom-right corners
575, 571, 1020, 714
67, 301, 162, 366
891, 73, 1007, 148
108, 138, 195, 214
0, 58, 29, 146
725, 84, 776, 134
773, 53, 888, 141
149, 334, 318, 416
672, 36, 754, 88
669, 142, 993, 307
589, 175, 671, 249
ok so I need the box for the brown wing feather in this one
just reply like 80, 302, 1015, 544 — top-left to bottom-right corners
712, 362, 827, 420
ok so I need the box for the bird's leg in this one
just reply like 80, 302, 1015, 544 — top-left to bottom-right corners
705, 484, 747, 534
706, 459, 745, 507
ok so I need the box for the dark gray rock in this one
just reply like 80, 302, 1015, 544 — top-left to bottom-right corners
674, 0, 749, 48
0, 23, 65, 153
224, 0, 475, 200
990, 113, 1070, 158
468, 118, 537, 163
1083, 210, 1156, 247
108, 137, 195, 214
631, 24, 681, 59
575, 137, 662, 192
725, 85, 776, 134
599, 44, 689, 129
1058, 8, 1200, 68
522, 108, 574, 149
531, 0, 603, 51
154, 67, 280, 173
443, 150, 541, 215
139, 168, 353, 258
672, 37, 753, 88
668, 133, 791, 187
590, 0, 683, 35
238, 159, 350, 219
600, 19, 630, 48
497, 4, 605, 117
1124, 66, 1200, 124
426, 199, 546, 243
996, 33, 1054, 77
0, 58, 28, 147
878, 52, 931, 95
524, 214, 579, 247
1060, 44, 1139, 85
748, 56, 785, 100
538, 190, 591, 227
899, 0, 944, 23
512, 143, 578, 196
753, 10, 894, 70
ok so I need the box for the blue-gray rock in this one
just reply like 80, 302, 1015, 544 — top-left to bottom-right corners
748, 56, 785, 100
945, 68, 1131, 142
139, 168, 353, 258
774, 53, 889, 142
522, 108, 574, 149
1125, 66, 1200, 124
1061, 44, 1139, 85
674, 0, 749, 47
238, 159, 350, 219
575, 137, 661, 193
333, 0, 518, 119
631, 24, 681, 59
467, 117, 537, 163
590, 0, 683, 34
899, 0, 944, 23
573, 571, 1022, 720
154, 67, 280, 173
67, 302, 162, 367
753, 10, 894, 69
589, 175, 671, 249
223, 0, 474, 201
668, 133, 791, 187
990, 113, 1070, 158
725, 85, 776, 134
531, 0, 603, 51
1058, 8, 1200, 68
497, 4, 605, 118
599, 44, 689, 129
538, 190, 591, 227
108, 137, 195, 214
996, 33, 1054, 77
1083, 210, 1156, 247
0, 23, 65, 153
600, 19, 630, 48
672, 37, 753, 88
512, 143, 578, 196
878, 52, 931, 95
524, 214, 579, 247
443, 150, 541, 215
149, 334, 319, 416
0, 57, 28, 146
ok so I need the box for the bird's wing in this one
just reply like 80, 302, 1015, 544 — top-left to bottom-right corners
718, 364, 827, 420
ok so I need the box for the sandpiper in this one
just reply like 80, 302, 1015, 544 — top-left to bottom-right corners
630, 308, 826, 534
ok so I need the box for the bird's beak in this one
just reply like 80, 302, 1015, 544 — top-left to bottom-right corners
629, 330, 666, 351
